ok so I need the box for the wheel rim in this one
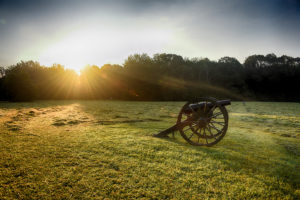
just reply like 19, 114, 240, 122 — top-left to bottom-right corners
177, 97, 229, 146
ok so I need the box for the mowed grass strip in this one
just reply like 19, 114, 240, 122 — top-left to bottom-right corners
0, 101, 299, 199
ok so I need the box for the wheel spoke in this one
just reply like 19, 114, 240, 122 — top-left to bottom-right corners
183, 124, 198, 132
193, 126, 200, 134
209, 112, 223, 119
210, 105, 217, 113
213, 117, 225, 120
183, 112, 190, 117
203, 128, 208, 144
188, 132, 194, 139
197, 128, 202, 135
207, 125, 217, 140
208, 123, 222, 133
210, 120, 225, 125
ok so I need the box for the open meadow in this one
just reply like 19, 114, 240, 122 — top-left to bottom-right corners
0, 101, 299, 199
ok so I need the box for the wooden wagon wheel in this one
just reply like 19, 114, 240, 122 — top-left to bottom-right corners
177, 97, 229, 146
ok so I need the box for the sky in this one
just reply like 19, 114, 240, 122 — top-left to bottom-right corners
0, 0, 300, 72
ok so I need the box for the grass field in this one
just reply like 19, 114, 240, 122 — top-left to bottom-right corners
0, 101, 299, 199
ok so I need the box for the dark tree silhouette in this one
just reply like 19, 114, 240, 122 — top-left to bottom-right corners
0, 53, 299, 102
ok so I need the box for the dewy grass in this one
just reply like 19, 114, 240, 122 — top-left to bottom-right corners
0, 101, 299, 199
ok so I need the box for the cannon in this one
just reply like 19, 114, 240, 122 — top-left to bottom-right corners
154, 97, 231, 146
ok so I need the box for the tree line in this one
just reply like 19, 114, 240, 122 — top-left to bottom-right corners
0, 53, 299, 102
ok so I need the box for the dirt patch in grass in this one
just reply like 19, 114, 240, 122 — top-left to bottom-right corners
96, 118, 162, 125
67, 120, 87, 125
281, 133, 292, 137
52, 121, 66, 126
3, 112, 33, 131
11, 114, 24, 121
6, 124, 22, 131
52, 118, 90, 126
27, 110, 36, 116
113, 115, 128, 119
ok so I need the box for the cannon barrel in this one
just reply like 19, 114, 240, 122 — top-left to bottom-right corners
184, 99, 231, 114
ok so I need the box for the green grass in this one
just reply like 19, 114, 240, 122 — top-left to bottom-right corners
0, 101, 299, 199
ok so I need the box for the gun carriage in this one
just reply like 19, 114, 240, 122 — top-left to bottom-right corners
154, 97, 231, 146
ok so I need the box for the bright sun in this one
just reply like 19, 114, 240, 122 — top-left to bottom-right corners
37, 26, 173, 73
37, 30, 101, 73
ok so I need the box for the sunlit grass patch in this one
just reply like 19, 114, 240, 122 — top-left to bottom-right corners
0, 101, 299, 199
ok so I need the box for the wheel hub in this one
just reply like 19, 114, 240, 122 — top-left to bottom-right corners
197, 117, 207, 128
